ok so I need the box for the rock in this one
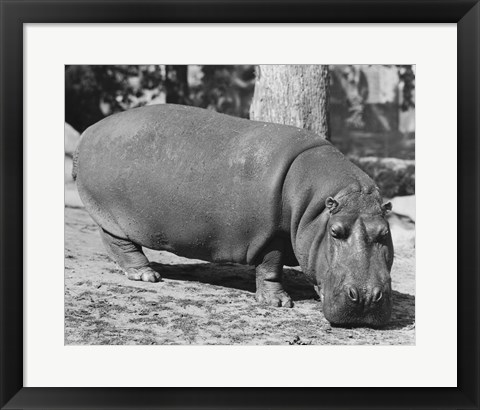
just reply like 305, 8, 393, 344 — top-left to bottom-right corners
387, 195, 415, 249
349, 156, 415, 198
65, 183, 84, 208
65, 123, 80, 157
65, 155, 74, 183
390, 195, 416, 222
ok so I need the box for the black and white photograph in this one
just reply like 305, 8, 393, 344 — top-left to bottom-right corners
64, 64, 415, 345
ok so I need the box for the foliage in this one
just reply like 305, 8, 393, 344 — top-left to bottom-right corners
66, 64, 413, 136
65, 65, 255, 133
330, 65, 416, 131
330, 65, 368, 129
190, 65, 255, 118
65, 65, 164, 132
397, 65, 416, 111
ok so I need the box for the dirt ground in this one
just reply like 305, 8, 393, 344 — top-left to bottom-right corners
65, 183, 415, 345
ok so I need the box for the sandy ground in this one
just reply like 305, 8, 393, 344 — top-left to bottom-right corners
65, 182, 415, 345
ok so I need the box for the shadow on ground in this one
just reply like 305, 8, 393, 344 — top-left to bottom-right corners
149, 262, 319, 301
149, 261, 415, 330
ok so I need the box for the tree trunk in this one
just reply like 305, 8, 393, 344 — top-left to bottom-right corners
165, 65, 191, 105
250, 65, 330, 140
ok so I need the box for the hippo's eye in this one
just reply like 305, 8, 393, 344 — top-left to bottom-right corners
331, 225, 347, 239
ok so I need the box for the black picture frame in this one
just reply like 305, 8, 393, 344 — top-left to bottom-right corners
1, 1, 478, 409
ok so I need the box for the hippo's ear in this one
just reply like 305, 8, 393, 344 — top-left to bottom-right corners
325, 197, 339, 213
382, 202, 393, 214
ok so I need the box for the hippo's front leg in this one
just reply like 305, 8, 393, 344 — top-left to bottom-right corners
255, 238, 293, 308
100, 229, 161, 283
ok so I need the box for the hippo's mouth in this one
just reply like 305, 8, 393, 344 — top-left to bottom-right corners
322, 294, 392, 328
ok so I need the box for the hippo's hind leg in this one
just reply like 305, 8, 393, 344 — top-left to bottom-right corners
254, 238, 293, 308
100, 229, 161, 283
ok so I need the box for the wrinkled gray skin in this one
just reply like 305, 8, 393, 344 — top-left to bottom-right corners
75, 104, 394, 327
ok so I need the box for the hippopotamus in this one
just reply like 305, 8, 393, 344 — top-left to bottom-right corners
74, 104, 394, 327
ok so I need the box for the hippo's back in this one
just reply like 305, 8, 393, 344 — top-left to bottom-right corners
75, 104, 329, 264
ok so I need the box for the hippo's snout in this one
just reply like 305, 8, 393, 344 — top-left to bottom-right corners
346, 284, 385, 307
323, 282, 392, 328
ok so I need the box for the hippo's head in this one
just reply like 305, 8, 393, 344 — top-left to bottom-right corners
298, 189, 394, 327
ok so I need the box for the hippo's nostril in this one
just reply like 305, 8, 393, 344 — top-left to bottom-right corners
372, 287, 383, 303
347, 286, 359, 302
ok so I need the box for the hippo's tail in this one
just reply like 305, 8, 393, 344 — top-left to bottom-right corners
72, 147, 79, 181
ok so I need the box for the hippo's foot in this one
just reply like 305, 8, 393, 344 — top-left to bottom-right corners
99, 229, 161, 283
125, 266, 162, 283
256, 282, 293, 308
